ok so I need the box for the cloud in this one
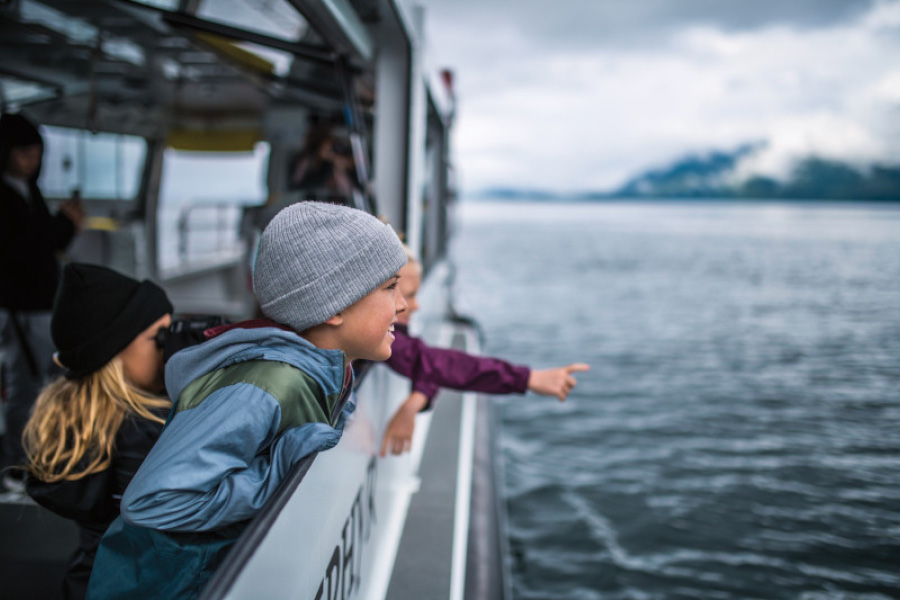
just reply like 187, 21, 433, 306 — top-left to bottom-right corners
419, 0, 900, 192
422, 0, 877, 51
861, 0, 900, 27
732, 114, 889, 183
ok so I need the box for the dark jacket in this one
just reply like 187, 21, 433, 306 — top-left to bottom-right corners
26, 412, 165, 600
385, 323, 531, 408
0, 176, 76, 310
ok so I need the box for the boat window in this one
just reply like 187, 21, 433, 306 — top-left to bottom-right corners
0, 75, 58, 108
157, 143, 269, 270
194, 0, 308, 77
127, 0, 181, 9
19, 1, 145, 66
159, 143, 270, 208
38, 126, 147, 201
19, 0, 97, 45
196, 0, 308, 43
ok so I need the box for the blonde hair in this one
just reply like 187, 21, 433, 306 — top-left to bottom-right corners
23, 357, 171, 483
401, 242, 420, 266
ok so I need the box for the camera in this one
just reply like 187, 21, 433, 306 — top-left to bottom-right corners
155, 315, 228, 362
331, 139, 352, 157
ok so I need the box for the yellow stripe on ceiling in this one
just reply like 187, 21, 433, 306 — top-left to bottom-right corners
167, 129, 261, 152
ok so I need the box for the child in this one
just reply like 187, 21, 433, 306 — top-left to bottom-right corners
23, 262, 173, 600
381, 248, 589, 456
87, 202, 408, 599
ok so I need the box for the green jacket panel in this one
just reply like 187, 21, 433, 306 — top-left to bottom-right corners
175, 360, 338, 432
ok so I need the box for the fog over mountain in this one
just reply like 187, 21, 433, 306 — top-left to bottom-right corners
420, 0, 900, 195
609, 146, 900, 200
478, 145, 900, 201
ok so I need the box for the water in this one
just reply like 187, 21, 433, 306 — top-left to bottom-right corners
450, 201, 900, 600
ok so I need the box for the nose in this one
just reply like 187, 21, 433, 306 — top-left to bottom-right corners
395, 287, 408, 315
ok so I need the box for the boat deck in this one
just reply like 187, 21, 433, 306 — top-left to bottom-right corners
387, 330, 509, 600
0, 482, 79, 599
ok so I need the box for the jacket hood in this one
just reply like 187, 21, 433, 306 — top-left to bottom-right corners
164, 325, 347, 403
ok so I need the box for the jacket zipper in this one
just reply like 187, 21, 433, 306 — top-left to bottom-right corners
329, 364, 354, 426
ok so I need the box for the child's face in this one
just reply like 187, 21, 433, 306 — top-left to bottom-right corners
119, 314, 171, 393
397, 261, 422, 325
335, 272, 407, 361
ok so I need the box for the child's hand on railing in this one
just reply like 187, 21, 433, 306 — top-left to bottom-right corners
527, 364, 590, 402
380, 391, 429, 457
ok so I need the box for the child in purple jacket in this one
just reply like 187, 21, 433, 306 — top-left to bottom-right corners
380, 249, 589, 456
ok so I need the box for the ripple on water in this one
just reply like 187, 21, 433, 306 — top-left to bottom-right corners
454, 202, 900, 599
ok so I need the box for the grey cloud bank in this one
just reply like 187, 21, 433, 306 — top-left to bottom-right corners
428, 0, 874, 50
420, 0, 900, 195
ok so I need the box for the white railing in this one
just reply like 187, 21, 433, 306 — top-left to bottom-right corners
174, 203, 245, 265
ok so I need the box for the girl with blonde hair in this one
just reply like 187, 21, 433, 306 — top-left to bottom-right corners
23, 262, 173, 600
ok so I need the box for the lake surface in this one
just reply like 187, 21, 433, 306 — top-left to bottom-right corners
450, 201, 900, 600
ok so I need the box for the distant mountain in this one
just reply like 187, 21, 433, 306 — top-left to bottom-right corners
472, 187, 558, 200
476, 146, 900, 201
612, 143, 761, 198
610, 149, 900, 200
772, 159, 900, 200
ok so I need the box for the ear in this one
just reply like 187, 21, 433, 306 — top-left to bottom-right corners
324, 314, 343, 326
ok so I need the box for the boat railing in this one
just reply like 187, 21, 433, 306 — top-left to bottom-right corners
156, 201, 257, 317
174, 202, 246, 265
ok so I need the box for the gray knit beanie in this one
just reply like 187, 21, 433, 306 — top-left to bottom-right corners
253, 202, 407, 332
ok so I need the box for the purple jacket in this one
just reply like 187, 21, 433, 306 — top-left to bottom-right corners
385, 323, 530, 408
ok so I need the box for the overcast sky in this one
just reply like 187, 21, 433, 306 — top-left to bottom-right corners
417, 0, 900, 194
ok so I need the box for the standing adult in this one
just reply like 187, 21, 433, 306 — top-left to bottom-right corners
0, 112, 83, 491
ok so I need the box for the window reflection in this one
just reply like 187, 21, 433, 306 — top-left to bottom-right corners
39, 126, 147, 201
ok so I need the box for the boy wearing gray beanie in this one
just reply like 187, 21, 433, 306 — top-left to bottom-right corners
253, 200, 408, 360
88, 202, 407, 599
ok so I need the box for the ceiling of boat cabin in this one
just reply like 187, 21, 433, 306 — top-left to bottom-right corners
0, 0, 380, 137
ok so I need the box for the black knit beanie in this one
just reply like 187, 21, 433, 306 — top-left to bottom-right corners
0, 113, 43, 173
0, 113, 42, 148
52, 263, 173, 379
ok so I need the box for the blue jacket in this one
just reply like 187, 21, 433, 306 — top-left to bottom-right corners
87, 323, 355, 599
122, 323, 353, 531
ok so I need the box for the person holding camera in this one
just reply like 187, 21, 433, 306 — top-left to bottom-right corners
22, 262, 172, 600
288, 121, 357, 201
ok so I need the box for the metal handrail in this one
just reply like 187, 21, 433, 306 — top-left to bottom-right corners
175, 202, 245, 263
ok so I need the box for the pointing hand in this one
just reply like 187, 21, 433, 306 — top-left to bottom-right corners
527, 363, 590, 402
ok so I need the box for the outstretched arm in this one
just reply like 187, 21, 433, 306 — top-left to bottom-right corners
380, 363, 591, 457
527, 363, 591, 401
388, 330, 531, 397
